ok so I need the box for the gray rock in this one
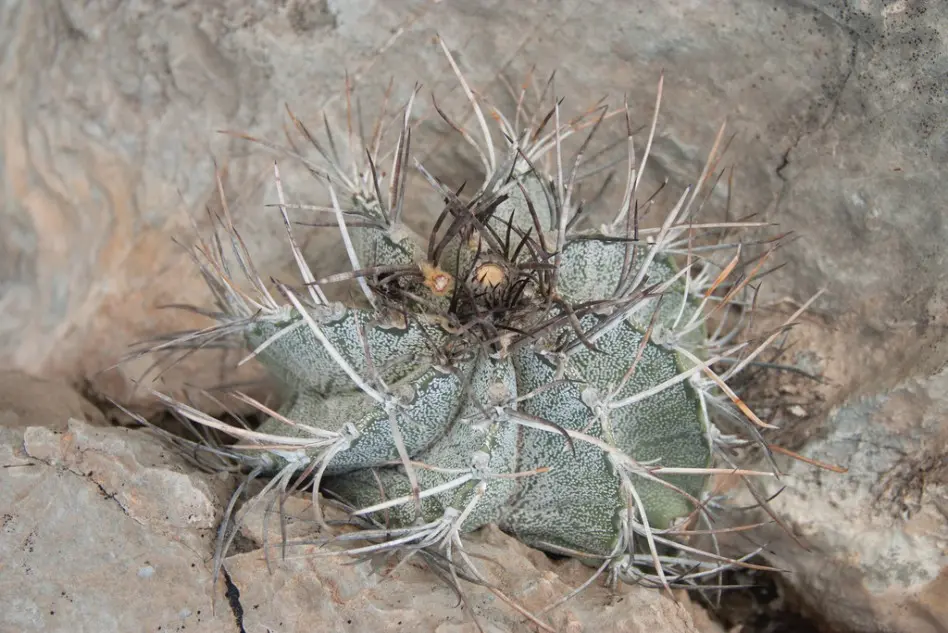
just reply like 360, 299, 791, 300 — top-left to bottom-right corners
0, 370, 106, 431
0, 420, 232, 633
0, 419, 701, 633
22, 420, 222, 544
753, 366, 948, 633
775, 1, 948, 394
228, 494, 701, 633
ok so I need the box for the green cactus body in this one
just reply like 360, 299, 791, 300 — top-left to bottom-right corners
503, 313, 710, 556
246, 305, 447, 395
235, 161, 713, 559
325, 353, 519, 532
151, 50, 790, 603
354, 222, 425, 272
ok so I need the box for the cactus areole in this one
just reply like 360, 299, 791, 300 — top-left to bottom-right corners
137, 41, 805, 617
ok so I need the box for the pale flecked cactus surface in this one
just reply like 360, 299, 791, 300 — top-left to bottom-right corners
130, 39, 816, 625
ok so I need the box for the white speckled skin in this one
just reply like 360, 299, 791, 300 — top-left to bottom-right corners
239, 166, 713, 551
166, 73, 772, 586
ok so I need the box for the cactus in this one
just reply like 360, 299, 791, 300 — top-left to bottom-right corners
125, 39, 823, 627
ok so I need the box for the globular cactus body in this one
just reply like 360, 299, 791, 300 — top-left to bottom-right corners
231, 163, 713, 558
137, 41, 811, 621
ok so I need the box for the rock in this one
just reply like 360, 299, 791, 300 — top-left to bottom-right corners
21, 419, 223, 543
774, 1, 948, 397
788, 404, 807, 418
0, 419, 702, 633
0, 370, 106, 431
2, 0, 945, 418
675, 593, 727, 633
0, 420, 232, 633
748, 365, 948, 633
229, 495, 700, 633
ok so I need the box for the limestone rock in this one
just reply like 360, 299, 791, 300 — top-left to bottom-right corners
2, 0, 945, 416
0, 370, 106, 432
751, 366, 948, 633
21, 419, 222, 544
0, 421, 231, 633
228, 495, 700, 633
0, 419, 702, 633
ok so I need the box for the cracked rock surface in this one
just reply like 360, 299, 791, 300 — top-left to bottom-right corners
1, 419, 701, 633
1, 420, 228, 633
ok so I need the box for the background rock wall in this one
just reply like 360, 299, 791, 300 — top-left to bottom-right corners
2, 1, 946, 632
3, 0, 945, 407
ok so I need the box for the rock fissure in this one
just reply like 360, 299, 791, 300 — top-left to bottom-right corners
221, 567, 247, 633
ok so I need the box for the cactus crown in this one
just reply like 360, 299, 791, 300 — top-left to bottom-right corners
123, 39, 824, 630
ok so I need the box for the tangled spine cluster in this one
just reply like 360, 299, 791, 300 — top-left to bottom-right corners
127, 39, 823, 626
